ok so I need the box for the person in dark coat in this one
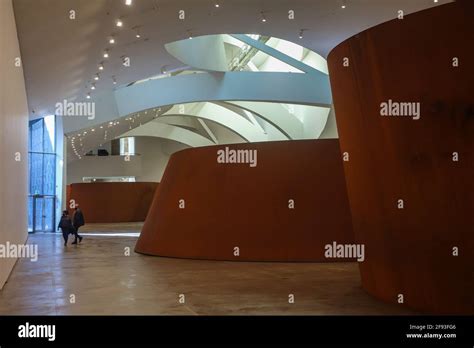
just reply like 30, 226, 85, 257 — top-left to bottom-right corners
58, 210, 74, 246
72, 206, 84, 245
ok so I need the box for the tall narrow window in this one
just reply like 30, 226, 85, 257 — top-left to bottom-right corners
120, 137, 135, 155
28, 115, 57, 233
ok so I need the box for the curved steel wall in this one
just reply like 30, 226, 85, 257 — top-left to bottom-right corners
136, 139, 354, 262
328, 1, 474, 314
67, 182, 158, 223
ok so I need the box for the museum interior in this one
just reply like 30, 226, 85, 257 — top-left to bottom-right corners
0, 0, 472, 316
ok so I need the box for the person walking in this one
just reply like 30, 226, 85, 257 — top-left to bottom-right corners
72, 206, 84, 245
58, 210, 74, 246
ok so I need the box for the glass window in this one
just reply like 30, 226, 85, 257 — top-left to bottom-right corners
43, 154, 56, 195
28, 196, 33, 232
30, 153, 43, 195
43, 197, 54, 232
43, 115, 55, 153
120, 137, 135, 155
34, 198, 44, 232
28, 116, 57, 233
30, 119, 43, 153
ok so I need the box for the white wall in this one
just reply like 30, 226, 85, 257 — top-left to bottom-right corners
55, 116, 65, 226
67, 155, 143, 184
204, 120, 245, 145
319, 107, 339, 139
135, 137, 165, 182
132, 137, 189, 182
165, 34, 229, 72
62, 89, 120, 134
67, 137, 189, 184
160, 138, 189, 156
0, 0, 29, 289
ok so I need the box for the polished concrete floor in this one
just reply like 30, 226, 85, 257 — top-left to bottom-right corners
0, 223, 415, 315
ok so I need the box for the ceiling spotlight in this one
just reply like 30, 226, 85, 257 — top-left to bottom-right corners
103, 50, 109, 58
135, 28, 141, 38
86, 94, 91, 99
94, 74, 100, 81
91, 84, 96, 90
187, 30, 193, 39
341, 1, 347, 9
109, 37, 115, 44
215, 3, 220, 7
116, 19, 123, 27
260, 12, 267, 22
125, 0, 132, 5
299, 30, 304, 39
112, 76, 117, 85
99, 63, 104, 70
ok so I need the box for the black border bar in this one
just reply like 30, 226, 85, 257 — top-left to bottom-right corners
0, 315, 472, 346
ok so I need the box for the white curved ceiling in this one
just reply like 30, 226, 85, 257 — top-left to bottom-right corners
123, 121, 215, 147
13, 0, 452, 118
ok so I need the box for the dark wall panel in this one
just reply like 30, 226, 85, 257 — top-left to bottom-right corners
328, 1, 474, 314
67, 182, 158, 223
136, 139, 354, 262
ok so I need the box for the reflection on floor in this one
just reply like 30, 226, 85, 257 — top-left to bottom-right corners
0, 223, 415, 315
